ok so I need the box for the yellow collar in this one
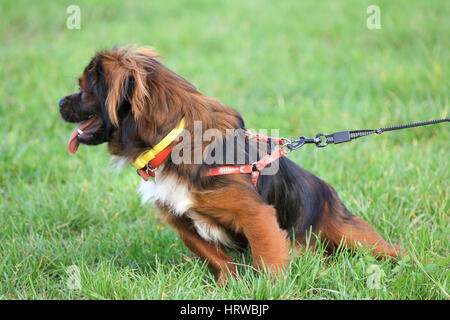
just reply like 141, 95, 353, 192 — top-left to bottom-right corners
133, 117, 186, 169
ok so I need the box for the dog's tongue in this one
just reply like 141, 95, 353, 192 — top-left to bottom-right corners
68, 116, 99, 154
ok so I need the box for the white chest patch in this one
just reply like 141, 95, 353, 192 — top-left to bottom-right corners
188, 212, 237, 249
138, 172, 193, 216
137, 168, 236, 248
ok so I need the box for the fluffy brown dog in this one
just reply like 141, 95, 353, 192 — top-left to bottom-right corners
59, 46, 402, 285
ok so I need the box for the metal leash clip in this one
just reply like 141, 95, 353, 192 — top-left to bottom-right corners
314, 133, 328, 148
283, 135, 324, 150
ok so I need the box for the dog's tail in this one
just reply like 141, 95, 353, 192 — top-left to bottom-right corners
316, 183, 403, 259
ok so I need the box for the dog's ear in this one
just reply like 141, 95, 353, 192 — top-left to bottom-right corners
100, 47, 159, 127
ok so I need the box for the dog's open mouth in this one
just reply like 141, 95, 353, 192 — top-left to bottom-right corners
68, 116, 101, 154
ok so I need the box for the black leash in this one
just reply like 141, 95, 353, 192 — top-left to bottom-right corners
284, 118, 449, 150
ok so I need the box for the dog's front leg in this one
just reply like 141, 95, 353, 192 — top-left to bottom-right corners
164, 213, 236, 286
192, 177, 291, 278
237, 204, 290, 276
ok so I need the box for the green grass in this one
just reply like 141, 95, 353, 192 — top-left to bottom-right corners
0, 0, 448, 299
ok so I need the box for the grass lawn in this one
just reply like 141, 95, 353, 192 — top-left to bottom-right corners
0, 0, 448, 299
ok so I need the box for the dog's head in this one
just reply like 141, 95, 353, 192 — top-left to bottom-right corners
59, 46, 243, 168
59, 46, 179, 158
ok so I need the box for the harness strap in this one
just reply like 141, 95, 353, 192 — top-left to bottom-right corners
204, 132, 288, 186
246, 132, 286, 145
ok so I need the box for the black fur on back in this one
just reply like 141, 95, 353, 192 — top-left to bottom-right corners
258, 156, 338, 239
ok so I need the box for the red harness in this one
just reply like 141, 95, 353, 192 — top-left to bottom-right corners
204, 131, 287, 186
137, 131, 288, 186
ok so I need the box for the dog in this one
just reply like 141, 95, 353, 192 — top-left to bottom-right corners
59, 46, 402, 286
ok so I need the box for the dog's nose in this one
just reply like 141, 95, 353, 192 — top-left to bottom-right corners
58, 97, 65, 108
